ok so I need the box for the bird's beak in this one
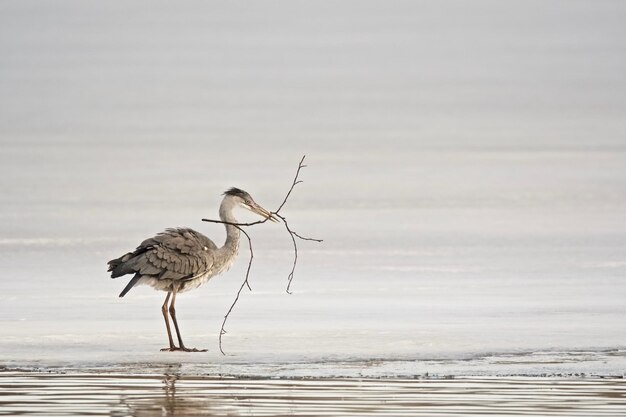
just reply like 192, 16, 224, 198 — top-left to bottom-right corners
246, 202, 280, 223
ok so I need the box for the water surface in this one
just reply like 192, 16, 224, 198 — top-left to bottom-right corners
2, 372, 625, 416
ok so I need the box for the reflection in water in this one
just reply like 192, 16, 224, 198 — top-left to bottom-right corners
1, 371, 625, 416
115, 371, 225, 417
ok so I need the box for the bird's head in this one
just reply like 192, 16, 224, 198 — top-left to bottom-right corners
223, 187, 279, 222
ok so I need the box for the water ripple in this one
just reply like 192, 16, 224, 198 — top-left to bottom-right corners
1, 372, 625, 416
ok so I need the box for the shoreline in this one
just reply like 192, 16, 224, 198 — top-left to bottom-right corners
2, 347, 625, 380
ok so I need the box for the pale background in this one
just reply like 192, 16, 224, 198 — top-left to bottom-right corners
1, 0, 625, 376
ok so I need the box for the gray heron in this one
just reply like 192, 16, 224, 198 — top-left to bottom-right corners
107, 187, 278, 352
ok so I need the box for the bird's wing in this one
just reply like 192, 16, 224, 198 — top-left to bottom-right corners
137, 228, 217, 281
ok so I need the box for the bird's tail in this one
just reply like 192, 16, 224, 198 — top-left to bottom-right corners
119, 274, 141, 298
108, 252, 136, 278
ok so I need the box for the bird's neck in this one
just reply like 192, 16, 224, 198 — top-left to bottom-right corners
218, 198, 240, 257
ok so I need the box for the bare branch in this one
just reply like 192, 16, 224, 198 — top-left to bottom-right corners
217, 225, 252, 355
274, 213, 323, 294
201, 155, 322, 354
201, 218, 268, 227
292, 230, 323, 243
273, 155, 307, 215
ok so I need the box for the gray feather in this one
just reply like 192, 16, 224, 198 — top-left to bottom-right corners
107, 227, 217, 296
119, 274, 141, 297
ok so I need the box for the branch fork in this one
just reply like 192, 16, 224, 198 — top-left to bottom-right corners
202, 155, 322, 354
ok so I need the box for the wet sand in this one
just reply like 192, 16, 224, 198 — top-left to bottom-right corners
1, 371, 625, 416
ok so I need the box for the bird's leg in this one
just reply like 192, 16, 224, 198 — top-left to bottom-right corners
160, 291, 177, 351
169, 286, 185, 349
168, 285, 207, 352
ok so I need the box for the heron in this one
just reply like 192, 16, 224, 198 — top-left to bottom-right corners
107, 187, 278, 352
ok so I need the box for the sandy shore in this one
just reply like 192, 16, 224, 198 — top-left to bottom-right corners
1, 371, 625, 416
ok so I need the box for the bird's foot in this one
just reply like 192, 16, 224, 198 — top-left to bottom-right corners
160, 346, 179, 352
160, 346, 207, 352
180, 346, 207, 352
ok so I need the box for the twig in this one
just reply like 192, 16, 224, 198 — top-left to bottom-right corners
217, 225, 253, 355
274, 213, 323, 294
270, 155, 323, 293
202, 218, 267, 227
202, 155, 322, 354
273, 155, 307, 214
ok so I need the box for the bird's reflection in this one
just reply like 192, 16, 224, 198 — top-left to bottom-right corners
113, 370, 220, 417
161, 373, 178, 411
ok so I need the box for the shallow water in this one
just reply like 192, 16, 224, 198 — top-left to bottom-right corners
1, 372, 625, 417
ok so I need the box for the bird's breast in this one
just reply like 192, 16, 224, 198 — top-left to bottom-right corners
179, 270, 216, 292
179, 247, 238, 293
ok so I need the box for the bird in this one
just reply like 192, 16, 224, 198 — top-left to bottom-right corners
107, 187, 278, 352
